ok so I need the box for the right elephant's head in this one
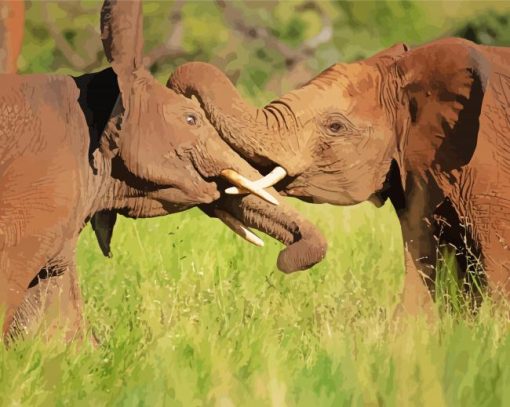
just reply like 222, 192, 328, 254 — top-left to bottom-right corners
91, 0, 327, 273
167, 39, 487, 207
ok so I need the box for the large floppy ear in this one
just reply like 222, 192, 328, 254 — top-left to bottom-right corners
99, 0, 144, 158
394, 39, 489, 182
100, 0, 144, 98
91, 210, 117, 258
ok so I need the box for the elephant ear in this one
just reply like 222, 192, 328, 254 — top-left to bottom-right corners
395, 39, 489, 181
99, 0, 144, 158
100, 0, 144, 99
365, 42, 409, 65
91, 210, 117, 258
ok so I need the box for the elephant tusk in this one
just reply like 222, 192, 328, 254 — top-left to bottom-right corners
225, 166, 287, 195
220, 169, 279, 205
214, 209, 264, 247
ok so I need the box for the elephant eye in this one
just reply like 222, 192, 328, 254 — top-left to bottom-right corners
185, 113, 198, 126
328, 121, 345, 134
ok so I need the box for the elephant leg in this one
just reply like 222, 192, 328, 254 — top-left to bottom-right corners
1, 242, 47, 340
8, 268, 85, 343
399, 243, 436, 316
0, 275, 28, 340
482, 250, 510, 304
396, 210, 438, 319
466, 198, 510, 304
396, 194, 484, 317
5, 271, 55, 342
6, 244, 87, 344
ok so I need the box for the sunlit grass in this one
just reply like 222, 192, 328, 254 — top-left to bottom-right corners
1, 200, 510, 406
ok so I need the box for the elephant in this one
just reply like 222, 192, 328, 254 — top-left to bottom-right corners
0, 0, 327, 343
167, 37, 510, 314
0, 0, 24, 73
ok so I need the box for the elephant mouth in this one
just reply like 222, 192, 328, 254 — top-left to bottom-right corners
220, 166, 293, 198
201, 194, 327, 273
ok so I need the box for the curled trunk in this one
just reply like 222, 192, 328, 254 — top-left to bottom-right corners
206, 192, 328, 273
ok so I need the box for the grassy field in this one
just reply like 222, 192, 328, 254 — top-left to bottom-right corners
1, 200, 510, 406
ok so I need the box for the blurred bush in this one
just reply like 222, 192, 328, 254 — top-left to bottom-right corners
17, 0, 510, 101
454, 10, 510, 45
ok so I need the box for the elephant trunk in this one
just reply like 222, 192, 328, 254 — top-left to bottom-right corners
167, 62, 307, 176
212, 192, 327, 273
194, 138, 327, 272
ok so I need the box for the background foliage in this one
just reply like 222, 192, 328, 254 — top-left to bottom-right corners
19, 0, 510, 100
3, 1, 510, 405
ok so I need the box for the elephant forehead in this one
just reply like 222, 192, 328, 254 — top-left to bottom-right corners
281, 87, 354, 123
292, 71, 379, 120
314, 63, 379, 95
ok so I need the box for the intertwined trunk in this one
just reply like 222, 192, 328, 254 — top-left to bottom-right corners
168, 62, 313, 176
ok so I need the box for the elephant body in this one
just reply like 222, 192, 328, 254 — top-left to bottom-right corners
383, 40, 510, 310
0, 0, 327, 343
0, 71, 113, 341
428, 42, 510, 296
0, 68, 197, 341
168, 38, 510, 312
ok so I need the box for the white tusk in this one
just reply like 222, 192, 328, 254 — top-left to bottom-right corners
256, 166, 287, 188
225, 166, 287, 195
214, 209, 264, 247
220, 169, 279, 205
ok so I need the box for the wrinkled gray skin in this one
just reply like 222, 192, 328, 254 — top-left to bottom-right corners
168, 38, 510, 315
0, 0, 327, 343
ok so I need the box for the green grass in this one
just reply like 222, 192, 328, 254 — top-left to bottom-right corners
1, 200, 510, 406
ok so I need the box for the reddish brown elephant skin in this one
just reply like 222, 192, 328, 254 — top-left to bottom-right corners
168, 38, 510, 314
0, 0, 24, 73
0, 0, 327, 343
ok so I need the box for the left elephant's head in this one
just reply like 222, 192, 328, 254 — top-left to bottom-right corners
88, 0, 328, 273
167, 39, 488, 207
97, 0, 233, 206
